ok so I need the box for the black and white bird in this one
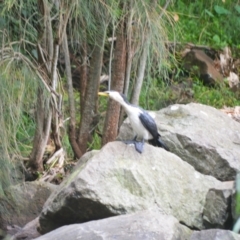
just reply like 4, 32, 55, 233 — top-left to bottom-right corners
98, 91, 169, 153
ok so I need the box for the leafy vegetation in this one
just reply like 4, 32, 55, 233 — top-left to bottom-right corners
136, 0, 240, 110
193, 80, 240, 108
170, 0, 240, 48
0, 64, 37, 156
0, 64, 38, 215
138, 78, 240, 110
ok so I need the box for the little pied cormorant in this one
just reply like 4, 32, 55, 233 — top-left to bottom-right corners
98, 91, 169, 153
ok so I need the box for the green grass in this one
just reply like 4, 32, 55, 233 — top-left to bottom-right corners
169, 0, 240, 48
193, 80, 240, 108
138, 77, 240, 110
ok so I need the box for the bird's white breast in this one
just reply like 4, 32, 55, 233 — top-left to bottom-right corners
125, 106, 152, 140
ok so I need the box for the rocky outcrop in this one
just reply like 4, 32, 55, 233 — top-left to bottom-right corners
8, 103, 239, 239
36, 210, 192, 240
118, 103, 240, 181
38, 141, 232, 234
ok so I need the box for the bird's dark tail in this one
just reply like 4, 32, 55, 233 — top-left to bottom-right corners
149, 135, 170, 151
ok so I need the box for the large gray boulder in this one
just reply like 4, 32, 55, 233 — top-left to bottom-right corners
36, 210, 192, 240
118, 103, 240, 181
39, 142, 229, 234
0, 181, 56, 236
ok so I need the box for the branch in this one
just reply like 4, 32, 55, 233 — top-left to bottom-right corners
37, 43, 51, 73
159, 0, 171, 19
46, 148, 64, 164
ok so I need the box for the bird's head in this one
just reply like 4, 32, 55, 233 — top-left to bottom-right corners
98, 91, 128, 105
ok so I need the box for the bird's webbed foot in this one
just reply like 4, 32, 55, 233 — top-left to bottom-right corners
122, 138, 144, 153
134, 140, 144, 153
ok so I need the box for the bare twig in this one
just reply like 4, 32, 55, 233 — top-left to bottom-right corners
46, 148, 64, 165
159, 0, 172, 19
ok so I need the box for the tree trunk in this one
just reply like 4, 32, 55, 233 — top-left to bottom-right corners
50, 42, 62, 151
130, 39, 149, 105
28, 0, 54, 171
102, 23, 127, 146
119, 12, 135, 126
63, 32, 83, 158
80, 33, 88, 117
123, 10, 134, 97
77, 35, 106, 156
29, 88, 52, 171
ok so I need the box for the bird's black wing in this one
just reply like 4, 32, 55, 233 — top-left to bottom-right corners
139, 110, 170, 151
138, 110, 158, 139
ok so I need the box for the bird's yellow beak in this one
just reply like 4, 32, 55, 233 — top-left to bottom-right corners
98, 92, 109, 97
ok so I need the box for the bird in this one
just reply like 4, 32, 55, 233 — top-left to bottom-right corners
98, 91, 169, 153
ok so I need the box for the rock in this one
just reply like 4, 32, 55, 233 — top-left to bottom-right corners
75, 149, 99, 169
0, 181, 56, 235
118, 103, 240, 181
11, 217, 41, 240
39, 142, 225, 233
183, 49, 223, 86
36, 210, 192, 240
190, 229, 240, 240
203, 181, 233, 229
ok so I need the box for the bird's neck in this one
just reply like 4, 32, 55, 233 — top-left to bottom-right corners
113, 96, 135, 115
122, 102, 135, 116
117, 100, 129, 111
